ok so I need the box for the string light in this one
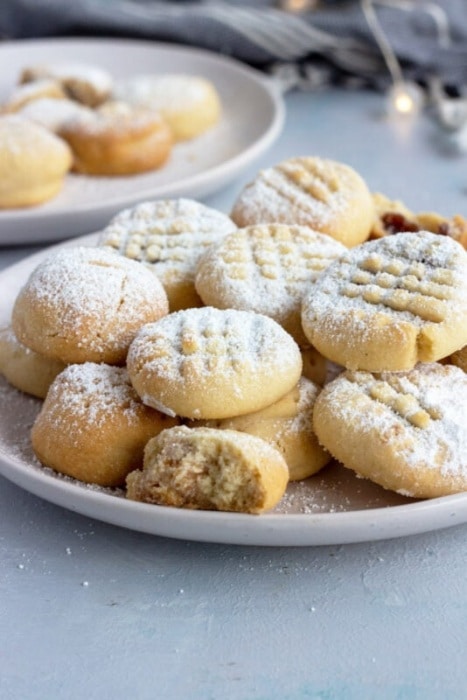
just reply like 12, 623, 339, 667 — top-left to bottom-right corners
360, 0, 424, 118
279, 0, 318, 13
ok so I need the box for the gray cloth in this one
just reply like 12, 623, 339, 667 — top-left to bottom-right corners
1, 0, 466, 90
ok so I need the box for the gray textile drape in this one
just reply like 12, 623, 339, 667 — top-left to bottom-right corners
1, 0, 466, 89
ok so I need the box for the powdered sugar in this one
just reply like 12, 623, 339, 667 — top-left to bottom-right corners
326, 363, 467, 482
18, 98, 93, 132
195, 224, 346, 324
231, 157, 360, 229
43, 363, 147, 430
13, 246, 168, 358
128, 306, 301, 383
99, 198, 236, 282
114, 74, 212, 111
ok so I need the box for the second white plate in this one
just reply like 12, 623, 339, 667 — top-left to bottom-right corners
0, 38, 284, 245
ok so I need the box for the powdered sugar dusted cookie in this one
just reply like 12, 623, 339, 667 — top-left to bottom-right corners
12, 246, 169, 365
0, 325, 66, 399
99, 198, 236, 311
114, 73, 221, 140
1, 78, 67, 113
126, 425, 289, 513
301, 231, 467, 372
195, 223, 346, 345
58, 101, 173, 175
21, 62, 113, 107
17, 97, 94, 133
127, 306, 302, 419
31, 363, 178, 487
313, 363, 467, 498
230, 156, 375, 247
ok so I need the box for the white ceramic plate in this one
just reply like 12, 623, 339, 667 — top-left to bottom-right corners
0, 38, 284, 245
1, 237, 467, 545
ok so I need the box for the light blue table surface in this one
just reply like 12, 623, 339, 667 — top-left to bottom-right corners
1, 85, 467, 700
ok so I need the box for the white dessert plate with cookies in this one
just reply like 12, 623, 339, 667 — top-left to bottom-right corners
0, 38, 284, 245
1, 234, 467, 546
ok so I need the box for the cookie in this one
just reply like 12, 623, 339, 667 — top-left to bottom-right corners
31, 363, 178, 487
371, 191, 467, 249
126, 306, 302, 420
301, 231, 467, 371
204, 377, 330, 481
194, 223, 346, 345
0, 325, 66, 399
114, 74, 221, 140
0, 115, 72, 208
300, 345, 328, 386
12, 246, 169, 365
58, 101, 173, 176
230, 156, 375, 247
312, 363, 467, 498
20, 62, 113, 107
449, 346, 467, 373
126, 425, 289, 513
1, 78, 67, 113
99, 198, 236, 311
17, 97, 94, 134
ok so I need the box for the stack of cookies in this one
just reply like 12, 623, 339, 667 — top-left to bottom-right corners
2, 155, 467, 514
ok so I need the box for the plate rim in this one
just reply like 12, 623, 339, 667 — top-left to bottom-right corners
0, 36, 285, 242
1, 446, 467, 546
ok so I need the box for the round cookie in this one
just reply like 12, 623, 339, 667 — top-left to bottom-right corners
31, 363, 178, 487
12, 246, 169, 365
230, 156, 375, 247
205, 377, 330, 481
195, 223, 346, 345
312, 363, 467, 498
114, 74, 221, 140
1, 78, 67, 113
301, 231, 467, 372
99, 198, 236, 311
0, 326, 66, 399
20, 62, 113, 107
0, 115, 72, 208
127, 306, 303, 420
58, 101, 173, 176
126, 425, 289, 513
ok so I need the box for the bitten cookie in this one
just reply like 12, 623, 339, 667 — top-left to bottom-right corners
12, 246, 169, 365
230, 156, 375, 247
127, 306, 303, 419
205, 377, 330, 481
0, 115, 72, 208
194, 223, 346, 346
99, 198, 236, 311
31, 363, 178, 487
301, 231, 467, 372
0, 325, 66, 399
312, 363, 467, 498
126, 425, 289, 513
114, 74, 221, 140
